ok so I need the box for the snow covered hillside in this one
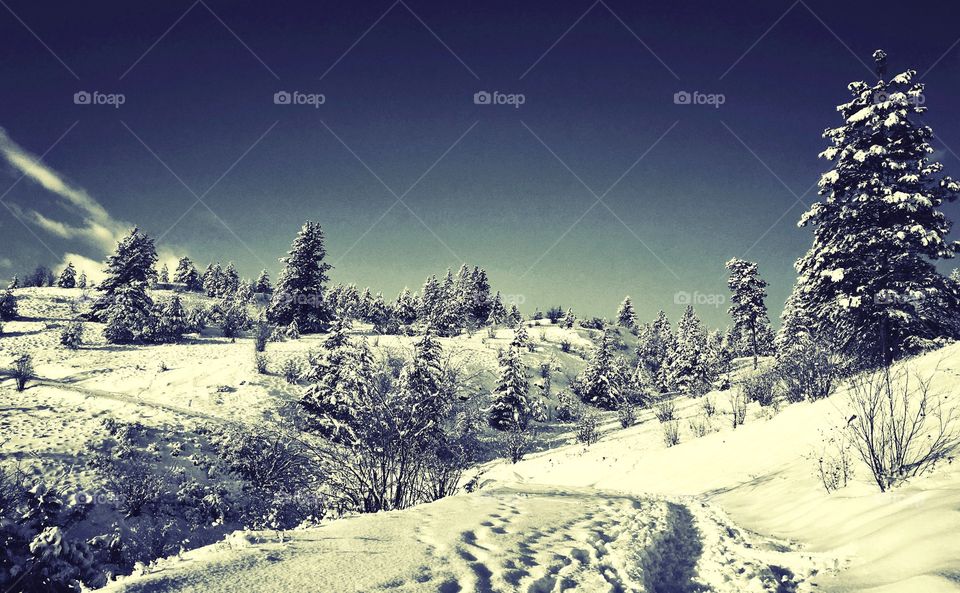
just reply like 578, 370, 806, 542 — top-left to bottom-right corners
90, 338, 960, 591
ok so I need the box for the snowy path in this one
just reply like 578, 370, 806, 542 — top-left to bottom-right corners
106, 485, 822, 593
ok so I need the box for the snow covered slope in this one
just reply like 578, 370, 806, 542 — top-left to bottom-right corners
97, 346, 960, 592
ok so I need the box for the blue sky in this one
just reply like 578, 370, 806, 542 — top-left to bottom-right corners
1, 0, 960, 327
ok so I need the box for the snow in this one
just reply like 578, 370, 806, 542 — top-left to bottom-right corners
6, 288, 960, 592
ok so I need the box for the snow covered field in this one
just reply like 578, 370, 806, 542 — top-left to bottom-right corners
3, 287, 960, 593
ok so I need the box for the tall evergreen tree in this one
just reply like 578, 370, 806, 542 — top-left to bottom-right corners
489, 346, 530, 431
469, 267, 492, 325
725, 258, 773, 368
636, 311, 673, 392
254, 269, 272, 293
174, 257, 201, 291
157, 263, 170, 284
789, 51, 960, 365
90, 228, 157, 323
77, 272, 87, 289
202, 263, 222, 297
157, 295, 189, 342
394, 287, 418, 325
575, 332, 626, 409
486, 292, 508, 326
667, 306, 710, 394
222, 262, 240, 295
507, 304, 523, 325
57, 262, 77, 288
268, 221, 333, 333
616, 296, 637, 328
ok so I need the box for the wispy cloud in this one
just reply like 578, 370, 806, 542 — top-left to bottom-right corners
0, 127, 128, 253
0, 127, 180, 279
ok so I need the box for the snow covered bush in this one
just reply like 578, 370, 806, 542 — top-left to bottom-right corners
59, 321, 84, 350
0, 288, 18, 321
739, 370, 779, 407
847, 366, 960, 491
554, 391, 579, 423
12, 353, 33, 391
253, 353, 268, 374
575, 412, 600, 446
281, 358, 302, 384
777, 339, 839, 402
99, 457, 167, 518
617, 401, 637, 428
502, 426, 530, 464
0, 471, 103, 592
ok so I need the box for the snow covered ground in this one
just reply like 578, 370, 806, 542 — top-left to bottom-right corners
100, 340, 960, 593
4, 288, 960, 592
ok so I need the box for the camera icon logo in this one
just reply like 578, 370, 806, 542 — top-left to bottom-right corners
674, 291, 691, 305
474, 90, 491, 105
673, 91, 691, 105
273, 91, 291, 105
74, 91, 91, 105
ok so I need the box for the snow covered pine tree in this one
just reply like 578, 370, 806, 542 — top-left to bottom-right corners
787, 50, 960, 365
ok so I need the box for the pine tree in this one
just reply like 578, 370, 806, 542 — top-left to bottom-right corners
511, 321, 530, 350
222, 262, 240, 295
254, 269, 272, 293
469, 267, 492, 325
157, 295, 189, 342
789, 51, 960, 365
90, 228, 157, 323
56, 262, 77, 288
616, 296, 637, 329
301, 330, 377, 444
7, 276, 18, 289
486, 292, 508, 326
267, 221, 333, 333
104, 283, 153, 343
203, 263, 222, 297
725, 258, 772, 368
507, 304, 523, 325
0, 289, 18, 321
396, 332, 448, 439
489, 346, 530, 431
419, 275, 441, 321
575, 332, 625, 409
157, 263, 170, 284
636, 311, 673, 392
77, 272, 87, 289
174, 257, 202, 291
563, 308, 576, 329
394, 287, 418, 325
667, 306, 710, 394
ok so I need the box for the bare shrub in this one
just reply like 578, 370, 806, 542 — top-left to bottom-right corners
847, 366, 960, 492
778, 340, 839, 402
503, 426, 531, 464
728, 390, 747, 428
12, 354, 33, 391
662, 420, 681, 447
254, 353, 269, 374
576, 411, 600, 446
653, 399, 676, 423
688, 414, 712, 437
281, 358, 301, 384
701, 395, 716, 417
809, 426, 855, 493
101, 458, 167, 517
